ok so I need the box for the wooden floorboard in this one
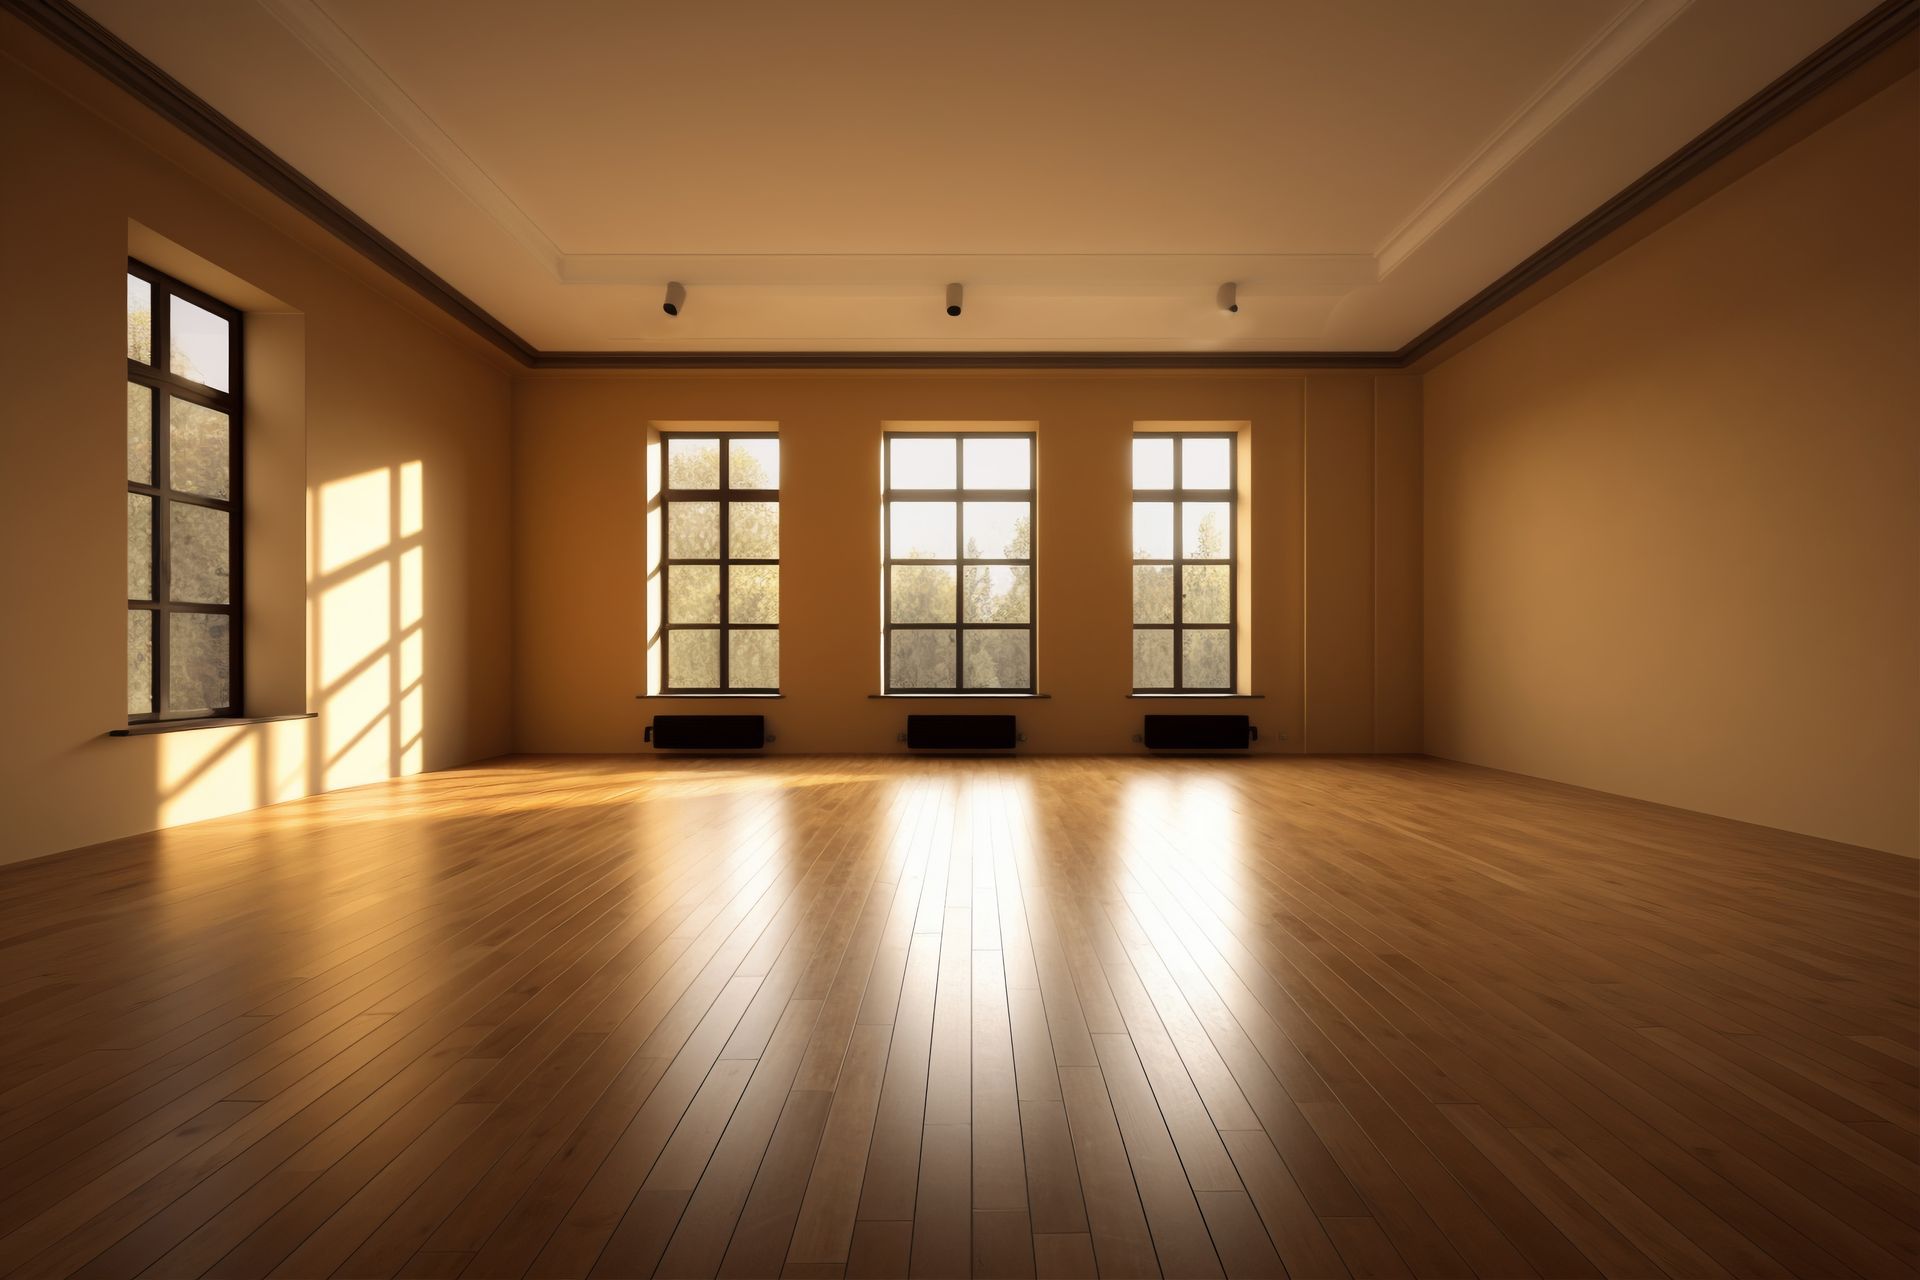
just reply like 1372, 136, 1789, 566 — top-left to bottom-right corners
0, 753, 1914, 1278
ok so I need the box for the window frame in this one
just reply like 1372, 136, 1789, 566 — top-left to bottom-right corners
1131, 431, 1237, 694
659, 431, 781, 694
882, 431, 1037, 695
126, 259, 244, 724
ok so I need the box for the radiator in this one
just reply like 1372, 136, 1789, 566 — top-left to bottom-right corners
1142, 714, 1256, 750
905, 714, 1018, 750
645, 715, 766, 749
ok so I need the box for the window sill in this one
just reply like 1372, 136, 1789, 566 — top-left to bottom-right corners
110, 712, 317, 737
639, 693, 784, 699
1126, 693, 1265, 699
869, 692, 1052, 699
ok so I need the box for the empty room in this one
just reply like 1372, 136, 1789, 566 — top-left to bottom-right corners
1, 1, 1916, 1278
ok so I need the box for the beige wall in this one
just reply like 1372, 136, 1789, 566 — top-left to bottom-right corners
1423, 74, 1920, 856
0, 23, 515, 866
11, 7, 1912, 867
513, 372, 1421, 755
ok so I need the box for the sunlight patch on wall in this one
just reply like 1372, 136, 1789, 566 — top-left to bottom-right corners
320, 467, 394, 574
314, 461, 428, 791
157, 728, 257, 829
154, 719, 311, 830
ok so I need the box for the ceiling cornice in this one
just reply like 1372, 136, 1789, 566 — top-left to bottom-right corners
4, 0, 1914, 372
0, 0, 538, 364
1373, 0, 1695, 279
1395, 0, 1918, 368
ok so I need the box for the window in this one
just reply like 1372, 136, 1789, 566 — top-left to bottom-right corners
1132, 433, 1235, 692
884, 432, 1034, 692
126, 262, 242, 721
660, 433, 780, 692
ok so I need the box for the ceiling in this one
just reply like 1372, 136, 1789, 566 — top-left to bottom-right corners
77, 0, 1881, 353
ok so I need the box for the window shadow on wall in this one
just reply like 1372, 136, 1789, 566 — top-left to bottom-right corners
310, 461, 426, 791
149, 461, 426, 827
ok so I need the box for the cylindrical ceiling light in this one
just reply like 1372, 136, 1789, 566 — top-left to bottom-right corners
663, 281, 687, 316
946, 283, 964, 317
1217, 282, 1239, 314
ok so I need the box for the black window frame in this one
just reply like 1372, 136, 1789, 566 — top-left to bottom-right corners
126, 259, 244, 723
883, 431, 1037, 694
659, 431, 781, 694
1132, 431, 1237, 693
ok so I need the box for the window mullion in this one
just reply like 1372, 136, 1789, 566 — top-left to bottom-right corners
154, 313, 172, 714
719, 442, 731, 692
954, 442, 965, 689
1171, 436, 1184, 692
660, 532, 673, 690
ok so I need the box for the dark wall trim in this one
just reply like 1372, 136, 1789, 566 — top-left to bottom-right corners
1395, 0, 1918, 366
9, 0, 1911, 372
0, 0, 536, 364
529, 350, 1404, 371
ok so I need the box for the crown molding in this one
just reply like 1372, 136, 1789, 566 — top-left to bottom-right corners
1396, 0, 1917, 367
4, 0, 1912, 372
254, 0, 565, 277
526, 349, 1407, 372
1374, 0, 1695, 278
0, 0, 537, 363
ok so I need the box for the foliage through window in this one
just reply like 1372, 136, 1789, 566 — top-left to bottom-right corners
661, 433, 780, 691
1132, 433, 1235, 691
126, 262, 242, 721
884, 433, 1035, 692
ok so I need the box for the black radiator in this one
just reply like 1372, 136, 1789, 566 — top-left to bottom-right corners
645, 715, 765, 749
1142, 714, 1256, 750
906, 714, 1017, 750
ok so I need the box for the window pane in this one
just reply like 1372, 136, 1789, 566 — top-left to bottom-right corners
170, 502, 230, 604
964, 630, 1030, 690
667, 501, 719, 558
1181, 502, 1231, 559
667, 564, 719, 623
729, 501, 780, 559
667, 437, 720, 489
127, 275, 152, 364
1133, 565, 1173, 623
890, 436, 956, 489
1182, 565, 1231, 624
729, 630, 779, 689
169, 295, 230, 392
168, 612, 230, 712
962, 502, 1030, 560
128, 494, 152, 599
891, 564, 956, 623
888, 502, 956, 559
127, 383, 152, 483
964, 566, 1030, 623
1182, 629, 1232, 689
1182, 436, 1232, 489
889, 628, 955, 688
728, 438, 780, 489
169, 399, 230, 499
1132, 502, 1173, 559
668, 629, 720, 688
1133, 629, 1173, 689
730, 564, 779, 624
963, 437, 1030, 489
128, 610, 153, 715
1132, 436, 1173, 488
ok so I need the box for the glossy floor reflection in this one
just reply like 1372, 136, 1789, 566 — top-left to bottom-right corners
0, 756, 1914, 1278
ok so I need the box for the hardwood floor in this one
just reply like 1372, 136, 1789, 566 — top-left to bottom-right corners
0, 754, 1914, 1279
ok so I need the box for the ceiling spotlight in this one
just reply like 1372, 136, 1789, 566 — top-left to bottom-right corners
1217, 282, 1239, 314
663, 281, 687, 317
945, 283, 964, 317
